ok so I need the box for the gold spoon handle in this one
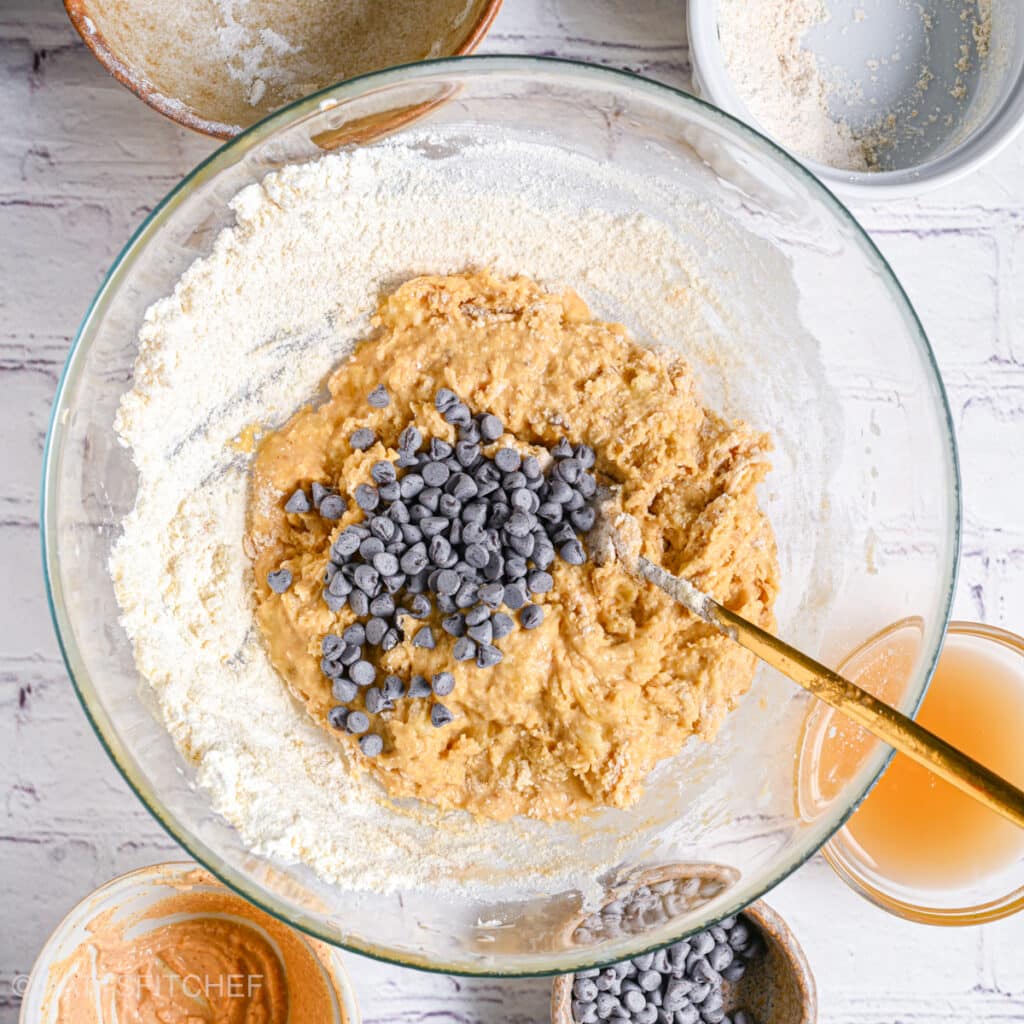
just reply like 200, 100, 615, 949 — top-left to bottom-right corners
636, 558, 1024, 829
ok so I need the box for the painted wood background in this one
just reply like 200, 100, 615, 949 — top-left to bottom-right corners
2, 1, 1023, 1020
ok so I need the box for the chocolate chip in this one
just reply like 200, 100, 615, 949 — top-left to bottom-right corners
504, 555, 527, 579
443, 402, 471, 426
434, 569, 460, 595
382, 675, 406, 701
408, 674, 432, 698
623, 990, 646, 1013
365, 687, 388, 714
505, 510, 534, 537
432, 671, 455, 697
494, 447, 521, 472
520, 605, 544, 629
312, 482, 330, 508
350, 427, 376, 450
322, 633, 344, 658
462, 542, 488, 568
345, 710, 370, 734
353, 564, 380, 595
479, 413, 503, 442
332, 678, 358, 703
429, 437, 453, 460
430, 703, 454, 727
370, 515, 398, 541
429, 535, 452, 566
333, 530, 361, 559
464, 605, 490, 627
327, 706, 348, 730
442, 613, 466, 637
413, 626, 436, 649
399, 425, 423, 452
475, 642, 503, 668
527, 569, 554, 594
533, 543, 556, 570
365, 617, 387, 646
368, 384, 390, 407
342, 624, 365, 647
422, 461, 450, 487
435, 388, 458, 412
359, 537, 384, 560
401, 547, 429, 575
355, 483, 379, 511
421, 515, 448, 537
339, 643, 361, 666
284, 488, 310, 514
456, 440, 481, 467
453, 637, 476, 661
349, 591, 369, 616
467, 620, 493, 644
449, 473, 478, 501
560, 539, 587, 565
403, 594, 432, 619
491, 611, 515, 638
372, 552, 400, 576
267, 568, 293, 593
350, 661, 376, 687
359, 734, 384, 757
369, 593, 395, 618
571, 507, 596, 532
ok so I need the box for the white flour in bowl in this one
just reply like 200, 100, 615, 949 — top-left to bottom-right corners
716, 0, 994, 172
109, 133, 829, 899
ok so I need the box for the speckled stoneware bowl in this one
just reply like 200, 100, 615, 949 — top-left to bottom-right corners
551, 898, 817, 1024
64, 0, 503, 138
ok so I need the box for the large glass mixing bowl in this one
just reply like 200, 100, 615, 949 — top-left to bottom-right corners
42, 57, 960, 975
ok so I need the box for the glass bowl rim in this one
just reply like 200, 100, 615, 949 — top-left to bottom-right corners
823, 620, 1024, 926
39, 53, 962, 976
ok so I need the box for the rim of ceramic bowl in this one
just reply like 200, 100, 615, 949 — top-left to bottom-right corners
687, 0, 1024, 199
18, 861, 361, 1024
40, 55, 962, 976
62, 0, 504, 138
823, 621, 1024, 926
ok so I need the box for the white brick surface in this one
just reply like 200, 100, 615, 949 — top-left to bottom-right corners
2, 1, 1023, 1021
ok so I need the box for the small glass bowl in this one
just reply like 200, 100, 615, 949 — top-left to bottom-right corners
18, 861, 361, 1023
821, 622, 1024, 925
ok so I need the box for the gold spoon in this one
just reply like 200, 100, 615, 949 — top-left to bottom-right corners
605, 511, 1024, 829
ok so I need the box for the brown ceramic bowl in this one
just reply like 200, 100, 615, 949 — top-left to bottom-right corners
64, 0, 503, 138
551, 900, 817, 1024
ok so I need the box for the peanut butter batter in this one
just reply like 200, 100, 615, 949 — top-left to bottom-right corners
45, 868, 343, 1023
249, 272, 778, 821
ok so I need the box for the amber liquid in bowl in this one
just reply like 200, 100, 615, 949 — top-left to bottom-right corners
803, 622, 1024, 896
843, 633, 1024, 890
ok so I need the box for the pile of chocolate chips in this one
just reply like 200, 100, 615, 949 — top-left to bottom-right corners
570, 915, 765, 1024
267, 385, 599, 755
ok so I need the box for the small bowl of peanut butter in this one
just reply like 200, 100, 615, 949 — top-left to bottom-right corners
20, 861, 359, 1024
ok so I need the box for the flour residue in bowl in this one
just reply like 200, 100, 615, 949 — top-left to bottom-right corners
82, 0, 488, 132
717, 0, 994, 172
